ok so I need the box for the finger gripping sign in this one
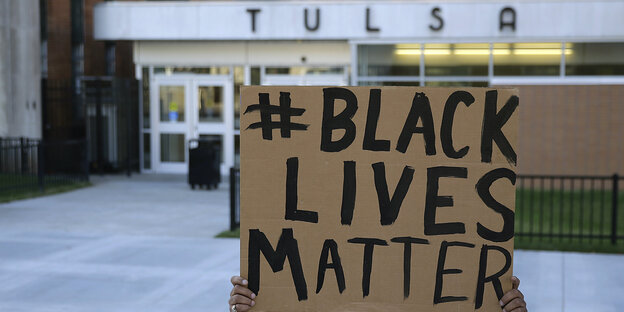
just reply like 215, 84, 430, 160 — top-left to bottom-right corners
240, 86, 519, 312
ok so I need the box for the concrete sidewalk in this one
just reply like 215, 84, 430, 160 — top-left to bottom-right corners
515, 250, 623, 312
0, 174, 621, 312
0, 174, 238, 312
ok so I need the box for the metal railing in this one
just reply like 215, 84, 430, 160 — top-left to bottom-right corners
0, 138, 89, 197
42, 78, 139, 176
516, 174, 622, 245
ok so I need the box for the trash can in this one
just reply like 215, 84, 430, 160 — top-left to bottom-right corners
188, 138, 221, 189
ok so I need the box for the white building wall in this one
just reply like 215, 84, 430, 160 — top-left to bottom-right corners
95, 1, 624, 42
0, 0, 41, 139
134, 41, 350, 66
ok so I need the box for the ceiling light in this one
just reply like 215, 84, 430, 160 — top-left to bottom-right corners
395, 49, 421, 55
424, 49, 451, 55
513, 49, 573, 55
454, 49, 490, 55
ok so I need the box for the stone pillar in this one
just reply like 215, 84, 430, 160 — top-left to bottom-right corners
0, 0, 42, 139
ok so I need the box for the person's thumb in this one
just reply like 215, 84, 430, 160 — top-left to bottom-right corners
511, 276, 520, 290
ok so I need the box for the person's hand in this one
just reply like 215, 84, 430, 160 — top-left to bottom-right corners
229, 276, 256, 312
500, 276, 527, 312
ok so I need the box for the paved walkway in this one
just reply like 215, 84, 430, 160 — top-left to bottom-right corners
0, 174, 238, 312
0, 174, 622, 312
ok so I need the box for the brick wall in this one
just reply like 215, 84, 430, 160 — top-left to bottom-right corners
46, 0, 72, 80
46, 0, 135, 80
84, 0, 106, 76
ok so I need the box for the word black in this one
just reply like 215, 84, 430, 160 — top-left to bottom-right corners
321, 88, 519, 166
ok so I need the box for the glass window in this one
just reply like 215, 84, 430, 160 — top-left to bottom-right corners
234, 66, 244, 129
358, 44, 420, 76
154, 67, 230, 75
265, 66, 343, 75
251, 67, 261, 85
424, 81, 489, 87
143, 133, 151, 169
358, 81, 420, 86
566, 42, 624, 75
493, 43, 561, 76
160, 134, 185, 162
142, 67, 150, 128
198, 86, 223, 122
159, 86, 185, 122
424, 43, 489, 76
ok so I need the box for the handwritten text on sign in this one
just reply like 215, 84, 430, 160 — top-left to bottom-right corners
240, 87, 518, 311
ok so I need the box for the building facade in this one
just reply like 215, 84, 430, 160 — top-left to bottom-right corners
94, 0, 624, 176
0, 0, 41, 139
42, 0, 140, 173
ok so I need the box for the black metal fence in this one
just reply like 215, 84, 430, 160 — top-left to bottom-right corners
516, 174, 623, 245
42, 78, 139, 176
229, 170, 623, 244
83, 78, 139, 174
41, 79, 83, 142
230, 167, 241, 231
0, 138, 89, 198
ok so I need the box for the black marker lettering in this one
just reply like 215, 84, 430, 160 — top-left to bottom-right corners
372, 162, 415, 225
481, 90, 518, 165
244, 92, 308, 140
396, 92, 436, 155
433, 241, 475, 304
316, 239, 346, 294
347, 238, 388, 297
441, 91, 474, 159
285, 157, 318, 223
424, 166, 467, 235
341, 161, 356, 225
248, 228, 307, 300
475, 244, 512, 309
321, 88, 358, 152
391, 237, 430, 298
476, 168, 516, 242
363, 89, 390, 151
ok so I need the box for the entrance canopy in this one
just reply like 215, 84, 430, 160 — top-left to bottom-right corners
94, 1, 624, 42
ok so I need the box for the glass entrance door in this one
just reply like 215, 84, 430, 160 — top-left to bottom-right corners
151, 75, 233, 174
191, 78, 233, 175
153, 79, 188, 172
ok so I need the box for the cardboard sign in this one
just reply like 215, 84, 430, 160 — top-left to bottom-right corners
240, 86, 518, 312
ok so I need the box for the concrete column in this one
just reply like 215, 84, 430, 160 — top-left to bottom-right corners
0, 0, 42, 139
0, 0, 9, 137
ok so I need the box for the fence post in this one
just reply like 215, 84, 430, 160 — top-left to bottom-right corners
20, 137, 27, 174
82, 140, 90, 182
126, 79, 132, 177
230, 167, 236, 231
38, 140, 45, 192
612, 174, 619, 245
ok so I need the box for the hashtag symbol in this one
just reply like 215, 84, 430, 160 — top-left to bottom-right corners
244, 92, 309, 140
